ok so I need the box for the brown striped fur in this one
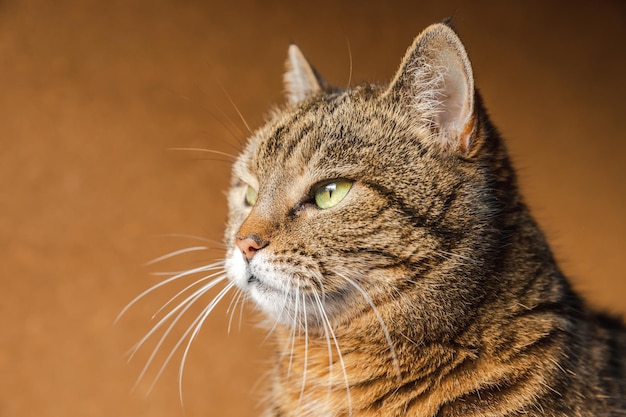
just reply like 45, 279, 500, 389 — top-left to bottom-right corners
224, 23, 626, 416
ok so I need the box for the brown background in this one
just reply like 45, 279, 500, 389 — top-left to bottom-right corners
1, 1, 625, 416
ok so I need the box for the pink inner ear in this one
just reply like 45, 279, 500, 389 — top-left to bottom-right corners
432, 50, 475, 154
434, 60, 467, 126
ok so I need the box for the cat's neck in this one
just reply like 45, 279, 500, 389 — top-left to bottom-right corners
270, 309, 522, 416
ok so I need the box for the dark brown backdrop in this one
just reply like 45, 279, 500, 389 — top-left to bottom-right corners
1, 1, 625, 416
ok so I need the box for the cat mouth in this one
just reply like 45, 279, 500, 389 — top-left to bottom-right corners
246, 273, 286, 295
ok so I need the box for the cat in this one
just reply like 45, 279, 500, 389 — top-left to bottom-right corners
219, 23, 626, 417
221, 22, 626, 417
127, 22, 625, 417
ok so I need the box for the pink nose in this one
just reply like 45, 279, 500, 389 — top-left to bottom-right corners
236, 236, 268, 261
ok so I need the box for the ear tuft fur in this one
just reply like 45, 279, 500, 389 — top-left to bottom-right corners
386, 23, 476, 154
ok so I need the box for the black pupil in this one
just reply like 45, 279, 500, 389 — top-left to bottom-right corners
325, 183, 337, 198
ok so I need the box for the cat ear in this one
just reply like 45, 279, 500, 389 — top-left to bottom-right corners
283, 44, 327, 105
386, 23, 476, 154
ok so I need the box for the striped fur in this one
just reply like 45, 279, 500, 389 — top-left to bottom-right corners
224, 23, 625, 416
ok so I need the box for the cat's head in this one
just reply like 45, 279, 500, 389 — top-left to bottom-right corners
224, 23, 507, 340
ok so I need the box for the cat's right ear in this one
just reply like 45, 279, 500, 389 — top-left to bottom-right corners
385, 23, 477, 155
283, 44, 328, 105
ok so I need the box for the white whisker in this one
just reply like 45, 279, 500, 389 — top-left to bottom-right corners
311, 278, 333, 402
345, 38, 353, 88
116, 261, 224, 323
129, 275, 227, 368
226, 288, 244, 334
152, 270, 226, 319
221, 87, 252, 133
150, 270, 200, 276
336, 272, 401, 382
177, 281, 236, 405
237, 292, 247, 333
158, 87, 245, 146
263, 288, 292, 344
203, 96, 247, 144
156, 234, 226, 246
312, 291, 331, 398
298, 290, 309, 409
168, 147, 237, 161
313, 286, 352, 416
140, 276, 230, 394
286, 283, 301, 378
145, 246, 209, 266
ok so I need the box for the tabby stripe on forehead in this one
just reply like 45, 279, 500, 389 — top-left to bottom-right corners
261, 102, 314, 163
260, 124, 288, 163
261, 117, 320, 168
279, 94, 353, 164
279, 121, 316, 165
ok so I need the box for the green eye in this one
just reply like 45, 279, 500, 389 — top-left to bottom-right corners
314, 179, 353, 209
245, 185, 258, 206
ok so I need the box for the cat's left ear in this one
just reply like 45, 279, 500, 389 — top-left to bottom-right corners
385, 23, 476, 155
283, 44, 328, 105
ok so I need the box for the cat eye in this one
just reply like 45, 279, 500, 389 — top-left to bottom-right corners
314, 179, 353, 209
244, 185, 258, 207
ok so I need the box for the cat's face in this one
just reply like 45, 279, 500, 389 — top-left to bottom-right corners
224, 24, 496, 337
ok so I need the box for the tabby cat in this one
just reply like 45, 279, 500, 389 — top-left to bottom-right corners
222, 22, 625, 417
223, 23, 625, 416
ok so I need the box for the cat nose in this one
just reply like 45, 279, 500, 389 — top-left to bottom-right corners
236, 235, 268, 261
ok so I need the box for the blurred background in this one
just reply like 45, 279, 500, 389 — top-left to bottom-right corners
1, 0, 625, 416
